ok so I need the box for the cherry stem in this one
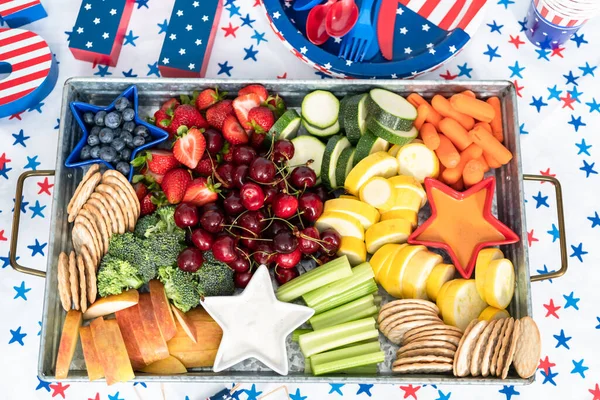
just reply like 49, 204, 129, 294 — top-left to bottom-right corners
262, 216, 295, 229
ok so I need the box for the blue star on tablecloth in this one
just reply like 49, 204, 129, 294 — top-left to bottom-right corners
457, 63, 472, 78
571, 33, 588, 47
35, 376, 51, 392
133, 382, 147, 388
499, 385, 520, 400
9, 326, 26, 346
571, 359, 588, 378
227, 4, 241, 18
497, 0, 514, 9
568, 115, 586, 132
251, 30, 267, 45
24, 156, 41, 171
13, 281, 31, 301
244, 384, 262, 400
547, 224, 560, 242
541, 368, 558, 385
13, 196, 29, 213
569, 87, 583, 103
596, 317, 600, 329
517, 17, 527, 32
218, 61, 233, 76
123, 68, 138, 77
435, 390, 451, 400
244, 45, 259, 61
487, 20, 503, 34
136, 0, 149, 9
147, 62, 161, 77
536, 48, 551, 61
508, 61, 525, 78
586, 98, 600, 113
94, 65, 112, 77
570, 243, 588, 262
1, 252, 18, 268
580, 160, 597, 178
329, 383, 345, 395
563, 291, 580, 310
108, 391, 124, 400
483, 45, 501, 61
576, 139, 592, 157
12, 129, 30, 147
530, 96, 548, 112
289, 388, 307, 400
564, 71, 580, 86
54, 119, 60, 129
0, 164, 11, 180
124, 30, 139, 46
533, 191, 549, 208
547, 85, 562, 101
554, 329, 572, 349
579, 62, 596, 77
158, 19, 168, 34
29, 200, 46, 218
588, 212, 600, 228
356, 384, 373, 396
27, 239, 47, 257
241, 13, 256, 28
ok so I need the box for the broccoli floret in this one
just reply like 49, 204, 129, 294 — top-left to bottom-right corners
134, 214, 160, 238
156, 205, 178, 231
197, 251, 235, 297
147, 232, 185, 268
97, 255, 144, 297
158, 265, 200, 312
107, 233, 158, 282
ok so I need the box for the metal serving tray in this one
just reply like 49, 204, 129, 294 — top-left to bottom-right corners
10, 78, 568, 385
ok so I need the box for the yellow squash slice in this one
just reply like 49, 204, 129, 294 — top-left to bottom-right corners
364, 219, 412, 254
482, 258, 515, 309
401, 250, 444, 300
381, 245, 426, 298
323, 198, 380, 230
437, 279, 487, 331
344, 151, 399, 196
337, 236, 367, 266
479, 306, 510, 321
380, 209, 418, 228
426, 263, 456, 302
369, 243, 403, 281
315, 211, 365, 240
474, 248, 504, 301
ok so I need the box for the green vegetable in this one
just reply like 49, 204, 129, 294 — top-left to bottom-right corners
309, 294, 378, 330
310, 341, 381, 366
302, 263, 375, 308
106, 233, 157, 282
293, 329, 313, 342
97, 255, 144, 297
158, 265, 201, 312
276, 256, 353, 302
134, 214, 160, 238
197, 251, 235, 297
298, 317, 378, 358
312, 279, 378, 314
312, 351, 385, 376
134, 205, 186, 241
147, 232, 185, 268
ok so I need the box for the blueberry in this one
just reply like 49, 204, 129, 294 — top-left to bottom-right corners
105, 111, 122, 129
120, 131, 133, 146
100, 146, 117, 163
122, 108, 135, 122
90, 126, 101, 136
116, 161, 131, 176
113, 127, 122, 137
133, 125, 149, 137
99, 127, 114, 144
119, 148, 132, 161
132, 135, 146, 147
122, 121, 135, 133
94, 110, 107, 126
111, 137, 126, 152
114, 96, 130, 112
80, 145, 92, 160
83, 112, 95, 125
87, 134, 100, 146
90, 146, 101, 159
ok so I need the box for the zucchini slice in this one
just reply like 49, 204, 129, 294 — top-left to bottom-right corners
335, 147, 356, 189
366, 88, 417, 131
366, 116, 418, 146
301, 90, 340, 128
354, 131, 389, 166
288, 135, 327, 178
302, 118, 340, 138
339, 95, 351, 130
343, 94, 368, 145
267, 109, 301, 141
321, 135, 352, 189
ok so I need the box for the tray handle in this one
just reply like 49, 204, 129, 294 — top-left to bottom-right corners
10, 170, 55, 278
523, 174, 568, 282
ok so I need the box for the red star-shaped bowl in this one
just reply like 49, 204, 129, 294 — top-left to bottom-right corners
408, 176, 519, 279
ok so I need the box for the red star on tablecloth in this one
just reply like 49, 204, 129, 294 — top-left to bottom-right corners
9, 112, 23, 120
253, 0, 261, 6
400, 384, 421, 399
509, 35, 525, 49
589, 383, 600, 400
540, 168, 556, 183
222, 23, 239, 38
544, 299, 561, 318
561, 92, 576, 110
552, 46, 565, 58
277, 72, 287, 79
0, 230, 6, 242
440, 70, 458, 80
527, 229, 539, 247
50, 382, 70, 399
539, 356, 556, 374
0, 153, 10, 168
88, 393, 100, 400
37, 177, 54, 195
513, 80, 523, 97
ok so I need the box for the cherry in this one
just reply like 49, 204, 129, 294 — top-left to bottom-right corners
234, 271, 253, 288
298, 226, 320, 254
177, 247, 204, 272
290, 166, 317, 189
253, 242, 275, 265
250, 131, 266, 149
273, 230, 298, 254
232, 145, 257, 165
240, 232, 260, 250
174, 203, 199, 228
238, 211, 264, 234
203, 128, 224, 154
215, 163, 235, 188
275, 247, 302, 269
191, 228, 214, 251
275, 266, 299, 285
223, 190, 244, 216
249, 157, 276, 184
212, 235, 238, 263
233, 164, 249, 188
277, 178, 288, 192
272, 140, 295, 163
312, 186, 330, 203
202, 203, 221, 213
298, 192, 324, 222
200, 209, 225, 233
267, 220, 289, 237
228, 254, 250, 273
240, 182, 265, 211
320, 228, 341, 256
272, 193, 298, 219
317, 254, 334, 266
263, 185, 278, 205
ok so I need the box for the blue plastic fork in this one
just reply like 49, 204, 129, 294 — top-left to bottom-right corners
338, 0, 377, 62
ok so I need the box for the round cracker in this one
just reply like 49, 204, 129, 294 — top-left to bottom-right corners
89, 193, 119, 234
398, 347, 456, 359
393, 355, 454, 366
77, 254, 87, 313
76, 210, 103, 257
57, 252, 71, 311
408, 333, 461, 347
388, 319, 441, 345
67, 164, 100, 214
470, 319, 498, 376
513, 316, 541, 379
454, 320, 488, 377
404, 323, 462, 342
82, 203, 110, 255
381, 313, 441, 336
102, 171, 140, 217
392, 362, 453, 374
68, 251, 80, 311
72, 223, 98, 266
501, 319, 521, 379
491, 318, 513, 376
68, 171, 102, 223
93, 191, 126, 234
482, 318, 506, 377
95, 184, 132, 231
378, 303, 439, 324
453, 319, 478, 376
81, 245, 97, 303
404, 329, 462, 344
381, 299, 439, 314
398, 340, 457, 355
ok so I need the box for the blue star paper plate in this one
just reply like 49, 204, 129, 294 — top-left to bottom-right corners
261, 0, 488, 78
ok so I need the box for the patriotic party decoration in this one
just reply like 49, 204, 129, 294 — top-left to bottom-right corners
0, 0, 47, 28
0, 28, 58, 118
68, 0, 135, 67
158, 0, 223, 77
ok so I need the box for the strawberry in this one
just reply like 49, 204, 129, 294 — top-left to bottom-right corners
195, 88, 225, 110
222, 114, 249, 145
153, 109, 170, 129
221, 142, 233, 162
194, 153, 214, 177
238, 84, 268, 103
140, 192, 157, 216
136, 168, 165, 185
161, 98, 180, 112
161, 168, 192, 204
248, 106, 275, 133
132, 149, 180, 175
233, 93, 261, 130
133, 182, 148, 201
165, 104, 208, 138
182, 177, 220, 206
173, 127, 206, 169
267, 94, 286, 119
206, 100, 234, 130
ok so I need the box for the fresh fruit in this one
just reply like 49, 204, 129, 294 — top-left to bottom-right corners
233, 93, 262, 130
479, 306, 510, 321
316, 211, 365, 241
426, 263, 455, 302
298, 192, 324, 222
364, 218, 412, 254
323, 198, 380, 230
232, 145, 257, 165
173, 127, 206, 169
272, 139, 295, 163
474, 248, 504, 302
401, 250, 443, 299
137, 293, 170, 361
253, 242, 275, 265
161, 98, 180, 112
249, 157, 276, 183
273, 193, 299, 219
290, 166, 317, 189
396, 143, 440, 183
90, 317, 135, 385
171, 304, 198, 343
196, 88, 225, 110
203, 128, 224, 154
275, 267, 299, 285
223, 190, 244, 215
83, 289, 140, 320
182, 177, 220, 206
140, 192, 157, 216
212, 235, 238, 263
298, 227, 320, 254
359, 176, 395, 211
222, 114, 249, 144
115, 304, 163, 366
248, 106, 275, 133
273, 230, 298, 254
320, 228, 342, 256
148, 280, 178, 342
287, 136, 326, 178
79, 326, 105, 380
215, 163, 235, 188
238, 84, 269, 102
206, 99, 234, 130
482, 258, 515, 309
132, 149, 180, 175
174, 203, 199, 228
191, 228, 214, 251
437, 279, 487, 331
337, 236, 367, 266
166, 308, 221, 367
178, 247, 205, 272
232, 164, 249, 188
344, 151, 398, 196
200, 209, 225, 233
161, 168, 192, 204
55, 310, 83, 379
234, 271, 253, 288
167, 104, 208, 137
276, 247, 302, 268
229, 256, 250, 273
240, 182, 265, 211
140, 355, 187, 374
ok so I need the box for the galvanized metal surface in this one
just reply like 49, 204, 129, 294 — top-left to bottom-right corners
39, 78, 535, 384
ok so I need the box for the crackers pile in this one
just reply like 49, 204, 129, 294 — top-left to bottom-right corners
57, 164, 140, 312
378, 299, 463, 374
453, 316, 540, 379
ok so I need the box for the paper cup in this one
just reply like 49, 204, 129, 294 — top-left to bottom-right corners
525, 0, 587, 47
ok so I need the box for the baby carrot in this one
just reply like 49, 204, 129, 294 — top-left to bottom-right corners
487, 97, 503, 142
450, 94, 495, 123
435, 134, 460, 168
414, 104, 430, 130
420, 122, 440, 150
463, 159, 485, 187
474, 121, 492, 133
431, 95, 475, 130
450, 178, 464, 191
461, 90, 476, 98
441, 143, 482, 184
439, 117, 473, 151
468, 125, 513, 165
476, 155, 490, 172
483, 151, 502, 169
407, 93, 427, 108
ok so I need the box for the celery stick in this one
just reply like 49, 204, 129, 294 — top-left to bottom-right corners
299, 317, 378, 357
373, 295, 382, 306
340, 364, 378, 374
276, 256, 352, 302
313, 351, 385, 376
303, 263, 374, 307
292, 329, 312, 342
312, 279, 378, 314
310, 294, 377, 330
310, 341, 381, 366
305, 359, 312, 374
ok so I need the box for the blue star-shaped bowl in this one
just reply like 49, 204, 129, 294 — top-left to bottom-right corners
65, 85, 169, 181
